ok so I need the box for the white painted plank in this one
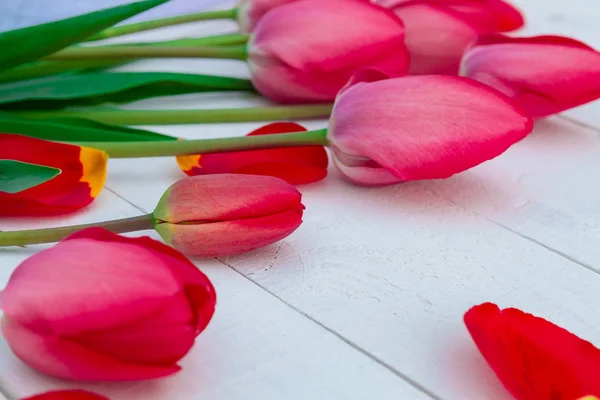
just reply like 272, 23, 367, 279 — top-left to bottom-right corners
0, 194, 431, 400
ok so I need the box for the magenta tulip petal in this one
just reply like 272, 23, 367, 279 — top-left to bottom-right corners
392, 3, 480, 75
462, 34, 600, 117
237, 0, 300, 33
2, 317, 180, 381
248, 0, 408, 102
0, 239, 182, 336
23, 390, 108, 400
328, 75, 533, 185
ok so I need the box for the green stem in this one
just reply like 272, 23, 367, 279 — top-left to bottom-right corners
45, 45, 248, 61
17, 104, 334, 125
0, 214, 154, 247
85, 8, 239, 42
153, 34, 250, 47
79, 128, 329, 158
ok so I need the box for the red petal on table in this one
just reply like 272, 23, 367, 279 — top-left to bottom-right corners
23, 390, 108, 400
0, 134, 107, 216
464, 303, 600, 400
176, 122, 328, 185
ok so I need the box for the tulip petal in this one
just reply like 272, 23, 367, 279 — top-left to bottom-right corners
248, 0, 408, 102
23, 390, 108, 400
391, 3, 480, 75
0, 134, 107, 216
156, 208, 303, 258
0, 235, 184, 336
329, 75, 533, 184
155, 174, 303, 224
176, 122, 328, 185
3, 318, 179, 381
465, 303, 600, 400
462, 34, 600, 117
63, 228, 216, 334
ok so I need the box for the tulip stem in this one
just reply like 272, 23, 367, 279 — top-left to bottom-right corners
85, 8, 239, 42
78, 128, 329, 158
16, 104, 333, 126
45, 45, 248, 61
0, 214, 154, 247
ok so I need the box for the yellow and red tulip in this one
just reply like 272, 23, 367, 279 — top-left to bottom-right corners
0, 134, 107, 216
176, 122, 329, 185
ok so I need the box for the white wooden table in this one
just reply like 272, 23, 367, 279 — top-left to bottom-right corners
1, 1, 600, 399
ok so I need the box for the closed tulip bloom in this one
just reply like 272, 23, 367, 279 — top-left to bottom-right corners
176, 122, 328, 185
0, 134, 107, 216
327, 70, 533, 186
384, 2, 481, 75
23, 391, 108, 400
0, 228, 216, 381
154, 174, 304, 257
377, 0, 524, 32
237, 0, 299, 33
248, 0, 409, 103
461, 34, 600, 118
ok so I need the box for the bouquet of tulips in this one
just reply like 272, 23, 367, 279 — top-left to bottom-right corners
1, 0, 600, 399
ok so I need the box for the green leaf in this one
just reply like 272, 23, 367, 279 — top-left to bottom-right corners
0, 72, 254, 109
0, 0, 170, 73
0, 160, 61, 193
0, 112, 176, 142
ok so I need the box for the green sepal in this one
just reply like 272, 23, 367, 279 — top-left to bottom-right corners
0, 160, 61, 193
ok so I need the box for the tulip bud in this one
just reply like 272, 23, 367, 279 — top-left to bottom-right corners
153, 174, 304, 257
327, 70, 533, 186
237, 0, 299, 33
461, 34, 600, 118
0, 228, 216, 381
23, 391, 108, 400
0, 134, 107, 216
248, 0, 409, 103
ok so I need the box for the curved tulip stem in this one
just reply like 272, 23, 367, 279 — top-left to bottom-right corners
79, 128, 329, 158
0, 214, 154, 247
85, 8, 239, 42
45, 45, 248, 61
17, 104, 334, 126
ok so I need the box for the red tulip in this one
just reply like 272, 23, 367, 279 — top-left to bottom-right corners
0, 228, 216, 381
237, 0, 299, 33
0, 134, 107, 216
23, 390, 108, 400
327, 69, 533, 186
377, 0, 524, 32
154, 174, 304, 257
176, 122, 328, 185
464, 303, 600, 399
461, 34, 600, 118
248, 0, 409, 103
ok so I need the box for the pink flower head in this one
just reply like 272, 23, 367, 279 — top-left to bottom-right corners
23, 390, 108, 400
153, 174, 304, 257
248, 0, 409, 103
0, 228, 216, 381
377, 0, 524, 32
462, 34, 600, 118
327, 70, 533, 186
237, 0, 299, 33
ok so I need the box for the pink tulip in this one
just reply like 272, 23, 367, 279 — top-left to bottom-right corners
248, 0, 409, 103
154, 174, 304, 257
384, 2, 481, 75
377, 0, 524, 32
327, 69, 533, 186
461, 34, 600, 118
0, 228, 216, 381
23, 391, 108, 400
237, 0, 299, 33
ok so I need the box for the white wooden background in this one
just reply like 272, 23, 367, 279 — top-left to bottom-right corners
1, 0, 600, 399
